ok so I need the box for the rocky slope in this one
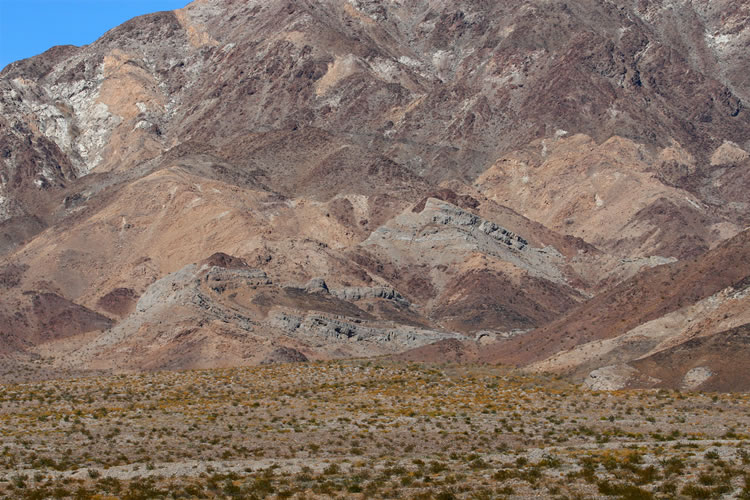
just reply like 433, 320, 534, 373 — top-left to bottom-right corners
1, 0, 749, 387
485, 229, 750, 390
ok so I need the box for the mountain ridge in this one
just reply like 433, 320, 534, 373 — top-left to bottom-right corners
1, 0, 749, 388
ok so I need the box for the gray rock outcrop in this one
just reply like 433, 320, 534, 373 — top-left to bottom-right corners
304, 277, 329, 294
331, 286, 409, 306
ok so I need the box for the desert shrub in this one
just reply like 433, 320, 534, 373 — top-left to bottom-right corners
323, 463, 340, 475
597, 481, 654, 499
435, 489, 456, 500
704, 450, 720, 460
681, 484, 717, 499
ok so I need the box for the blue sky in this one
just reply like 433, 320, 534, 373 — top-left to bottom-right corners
0, 0, 189, 70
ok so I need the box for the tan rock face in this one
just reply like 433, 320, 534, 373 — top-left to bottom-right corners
477, 134, 743, 259
710, 141, 750, 166
1, 0, 750, 386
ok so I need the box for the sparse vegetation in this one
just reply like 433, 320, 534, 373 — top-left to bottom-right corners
0, 360, 747, 498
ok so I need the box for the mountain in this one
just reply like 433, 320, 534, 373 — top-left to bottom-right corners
1, 0, 749, 388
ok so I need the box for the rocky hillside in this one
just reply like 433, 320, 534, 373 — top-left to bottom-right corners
482, 229, 750, 391
1, 0, 749, 388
